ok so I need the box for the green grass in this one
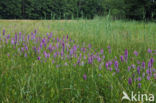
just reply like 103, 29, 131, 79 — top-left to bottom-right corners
0, 19, 156, 103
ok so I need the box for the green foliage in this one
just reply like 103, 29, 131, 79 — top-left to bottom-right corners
0, 0, 156, 20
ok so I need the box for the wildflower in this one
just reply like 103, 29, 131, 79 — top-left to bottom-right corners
52, 60, 55, 64
102, 55, 105, 59
11, 38, 14, 45
131, 64, 136, 69
142, 73, 145, 77
7, 53, 10, 57
120, 55, 124, 62
81, 61, 84, 66
24, 53, 27, 57
83, 74, 87, 80
64, 62, 68, 66
100, 49, 104, 54
88, 44, 91, 48
138, 77, 141, 81
147, 76, 150, 80
99, 65, 102, 70
61, 50, 64, 57
138, 83, 141, 88
48, 44, 52, 52
44, 51, 48, 58
105, 62, 109, 69
54, 52, 57, 58
128, 66, 131, 71
38, 56, 41, 60
108, 61, 112, 66
25, 45, 28, 51
47, 53, 50, 58
150, 58, 154, 67
7, 34, 10, 39
3, 29, 5, 35
97, 57, 101, 62
114, 61, 118, 69
73, 45, 77, 51
27, 35, 30, 41
134, 50, 138, 56
137, 66, 141, 75
88, 56, 93, 64
21, 47, 24, 52
109, 67, 112, 71
148, 48, 152, 53
142, 61, 145, 69
128, 78, 132, 85
125, 49, 128, 62
62, 42, 65, 51
66, 35, 68, 40
70, 49, 74, 56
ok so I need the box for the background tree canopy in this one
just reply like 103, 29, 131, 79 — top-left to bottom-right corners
0, 0, 155, 20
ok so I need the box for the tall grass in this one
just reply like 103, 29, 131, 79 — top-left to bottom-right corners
0, 19, 156, 103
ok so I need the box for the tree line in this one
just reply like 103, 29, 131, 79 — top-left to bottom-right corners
0, 0, 156, 20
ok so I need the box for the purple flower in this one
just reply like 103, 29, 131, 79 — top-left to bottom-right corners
44, 51, 48, 58
138, 83, 141, 88
64, 62, 68, 66
109, 67, 112, 71
125, 49, 128, 62
52, 60, 55, 64
138, 77, 141, 81
11, 38, 14, 45
97, 57, 101, 62
107, 45, 111, 49
147, 76, 150, 80
70, 49, 74, 56
54, 52, 57, 58
99, 65, 102, 70
7, 34, 10, 39
134, 50, 138, 56
88, 44, 91, 48
25, 46, 28, 51
88, 56, 93, 64
107, 46, 111, 53
47, 53, 50, 58
105, 62, 109, 69
120, 56, 124, 62
148, 48, 152, 53
142, 73, 145, 77
24, 53, 27, 57
114, 61, 118, 68
150, 58, 154, 67
83, 74, 87, 80
128, 66, 131, 71
102, 55, 105, 59
131, 64, 136, 69
48, 44, 52, 52
21, 47, 24, 52
2, 29, 5, 36
108, 61, 112, 66
142, 61, 145, 69
137, 66, 141, 75
114, 61, 119, 72
100, 49, 104, 54
128, 78, 132, 85
38, 56, 41, 60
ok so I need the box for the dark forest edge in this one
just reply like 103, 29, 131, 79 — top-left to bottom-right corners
0, 0, 156, 21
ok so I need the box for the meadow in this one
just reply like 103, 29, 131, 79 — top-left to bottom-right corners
0, 19, 156, 103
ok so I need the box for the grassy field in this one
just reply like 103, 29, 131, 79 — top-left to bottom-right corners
0, 19, 156, 103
